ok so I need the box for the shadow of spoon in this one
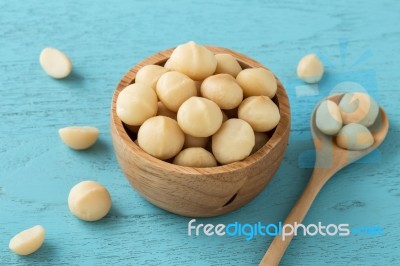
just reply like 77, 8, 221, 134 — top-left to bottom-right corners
260, 93, 389, 265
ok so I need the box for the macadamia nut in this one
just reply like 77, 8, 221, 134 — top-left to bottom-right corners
238, 96, 280, 132
214, 53, 242, 77
338, 92, 379, 127
200, 74, 243, 109
59, 126, 99, 150
212, 119, 255, 164
336, 123, 374, 150
156, 71, 197, 112
164, 59, 173, 70
39, 47, 72, 79
9, 225, 45, 256
173, 147, 217, 167
316, 100, 343, 135
68, 181, 112, 222
135, 64, 168, 90
168, 41, 217, 80
138, 116, 184, 159
236, 68, 277, 98
116, 83, 158, 126
177, 97, 223, 137
297, 54, 324, 83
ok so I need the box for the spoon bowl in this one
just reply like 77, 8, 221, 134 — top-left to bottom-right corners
311, 93, 389, 171
260, 93, 389, 265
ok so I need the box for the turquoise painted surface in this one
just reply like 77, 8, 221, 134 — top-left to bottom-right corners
0, 0, 399, 265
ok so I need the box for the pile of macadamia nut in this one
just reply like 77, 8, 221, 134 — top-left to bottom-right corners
116, 41, 281, 167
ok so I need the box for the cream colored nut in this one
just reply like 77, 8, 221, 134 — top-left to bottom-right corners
297, 54, 324, 83
184, 134, 208, 148
169, 41, 217, 80
336, 123, 374, 150
39, 47, 72, 79
238, 96, 280, 132
135, 64, 168, 90
138, 116, 184, 160
157, 101, 177, 120
252, 132, 270, 154
177, 97, 223, 137
68, 180, 112, 222
212, 119, 255, 164
315, 100, 343, 135
236, 68, 277, 98
338, 92, 379, 127
116, 83, 158, 126
156, 71, 197, 112
200, 74, 243, 109
59, 126, 99, 150
173, 147, 217, 167
214, 53, 242, 77
164, 59, 173, 70
9, 225, 45, 256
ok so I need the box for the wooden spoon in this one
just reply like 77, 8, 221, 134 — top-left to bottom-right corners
260, 93, 389, 265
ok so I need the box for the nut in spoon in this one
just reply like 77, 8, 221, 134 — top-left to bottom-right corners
260, 93, 389, 265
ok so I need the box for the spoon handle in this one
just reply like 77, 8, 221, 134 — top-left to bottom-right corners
259, 167, 335, 266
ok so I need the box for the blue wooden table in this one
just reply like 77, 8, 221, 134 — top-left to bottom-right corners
1, 0, 399, 265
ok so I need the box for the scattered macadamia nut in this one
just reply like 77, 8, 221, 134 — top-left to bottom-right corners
156, 71, 197, 112
238, 96, 280, 132
338, 92, 379, 127
177, 97, 223, 137
168, 41, 217, 80
316, 100, 343, 135
214, 53, 242, 77
68, 181, 112, 222
59, 126, 99, 150
135, 64, 168, 90
297, 54, 324, 83
173, 147, 217, 167
184, 134, 208, 148
212, 119, 255, 164
117, 83, 158, 126
39, 47, 72, 79
252, 132, 270, 154
138, 116, 184, 160
200, 74, 243, 109
336, 123, 374, 150
236, 68, 277, 98
9, 225, 45, 256
157, 101, 177, 120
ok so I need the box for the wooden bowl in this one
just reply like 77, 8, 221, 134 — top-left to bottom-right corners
110, 46, 290, 217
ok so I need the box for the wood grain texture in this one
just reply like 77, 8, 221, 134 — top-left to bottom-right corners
0, 0, 399, 265
110, 46, 290, 217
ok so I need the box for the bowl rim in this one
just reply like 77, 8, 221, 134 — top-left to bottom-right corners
110, 45, 290, 175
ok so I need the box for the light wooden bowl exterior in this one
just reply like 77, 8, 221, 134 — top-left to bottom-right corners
110, 46, 290, 217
